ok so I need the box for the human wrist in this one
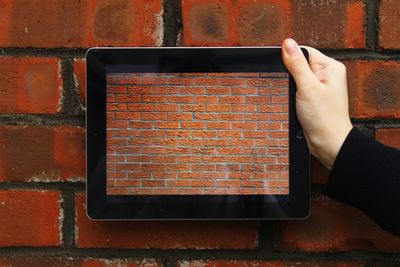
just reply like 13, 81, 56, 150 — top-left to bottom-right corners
307, 121, 353, 170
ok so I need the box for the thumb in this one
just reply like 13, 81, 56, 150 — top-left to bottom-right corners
281, 38, 318, 88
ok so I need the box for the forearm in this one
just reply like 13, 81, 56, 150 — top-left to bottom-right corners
324, 127, 400, 236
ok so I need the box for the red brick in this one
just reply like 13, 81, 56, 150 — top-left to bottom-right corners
0, 190, 61, 247
232, 87, 257, 95
375, 128, 400, 149
116, 112, 141, 120
154, 86, 179, 94
219, 96, 245, 104
76, 193, 258, 249
379, 0, 400, 49
128, 103, 153, 111
291, 0, 365, 48
193, 113, 219, 120
164, 130, 191, 138
0, 257, 161, 267
194, 96, 218, 103
108, 103, 127, 111
206, 86, 231, 94
154, 104, 179, 111
166, 95, 193, 103
155, 122, 179, 129
130, 122, 154, 129
141, 180, 165, 187
73, 58, 86, 107
207, 122, 231, 130
108, 85, 127, 94
177, 260, 363, 267
192, 130, 217, 138
167, 112, 192, 121
180, 121, 205, 129
231, 105, 257, 112
274, 196, 400, 252
0, 0, 163, 47
231, 122, 256, 130
344, 60, 400, 118
0, 57, 62, 113
178, 155, 202, 163
182, 1, 229, 46
246, 96, 270, 104
0, 126, 85, 182
108, 121, 129, 129
142, 95, 167, 103
182, 0, 365, 48
205, 104, 231, 112
117, 95, 141, 103
257, 122, 282, 130
181, 104, 205, 112
180, 86, 206, 94
128, 85, 152, 94
237, 1, 291, 46
107, 94, 115, 103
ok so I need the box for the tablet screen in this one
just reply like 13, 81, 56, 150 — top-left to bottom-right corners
106, 72, 289, 195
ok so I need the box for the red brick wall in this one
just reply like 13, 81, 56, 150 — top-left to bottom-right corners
0, 0, 400, 265
106, 73, 289, 195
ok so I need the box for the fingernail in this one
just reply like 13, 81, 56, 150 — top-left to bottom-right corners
284, 38, 298, 55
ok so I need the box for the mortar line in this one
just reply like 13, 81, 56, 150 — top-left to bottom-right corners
0, 48, 400, 60
0, 115, 398, 128
0, 247, 397, 262
0, 48, 87, 57
61, 58, 84, 115
256, 220, 273, 253
162, 0, 182, 47
365, 0, 379, 50
0, 182, 86, 191
61, 190, 76, 247
0, 114, 85, 126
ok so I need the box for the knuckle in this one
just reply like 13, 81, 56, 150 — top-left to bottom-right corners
336, 61, 346, 72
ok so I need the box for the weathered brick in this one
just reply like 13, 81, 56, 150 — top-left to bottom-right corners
375, 128, 400, 149
237, 0, 291, 46
379, 0, 400, 49
344, 60, 400, 118
274, 196, 400, 252
75, 193, 258, 249
0, 0, 163, 47
0, 57, 62, 114
291, 0, 365, 48
187, 2, 228, 45
0, 190, 61, 247
0, 126, 85, 182
182, 0, 365, 48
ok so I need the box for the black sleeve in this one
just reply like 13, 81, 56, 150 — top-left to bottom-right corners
325, 127, 400, 236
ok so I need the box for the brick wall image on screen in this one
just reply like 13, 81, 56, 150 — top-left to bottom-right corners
106, 72, 289, 195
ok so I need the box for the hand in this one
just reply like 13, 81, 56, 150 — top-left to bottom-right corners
281, 38, 353, 170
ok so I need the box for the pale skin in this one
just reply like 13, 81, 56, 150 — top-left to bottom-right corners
281, 38, 353, 170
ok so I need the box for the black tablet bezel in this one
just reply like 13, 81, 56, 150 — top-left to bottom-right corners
86, 47, 310, 220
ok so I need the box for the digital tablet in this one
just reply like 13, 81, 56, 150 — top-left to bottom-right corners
86, 47, 310, 220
